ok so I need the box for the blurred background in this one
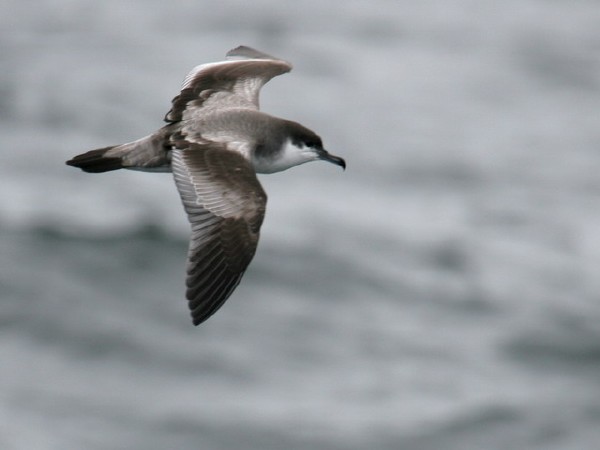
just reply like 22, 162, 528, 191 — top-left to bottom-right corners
1, 1, 600, 449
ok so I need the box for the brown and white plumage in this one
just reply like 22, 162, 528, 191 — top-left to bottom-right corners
170, 138, 266, 325
165, 46, 292, 122
66, 46, 345, 325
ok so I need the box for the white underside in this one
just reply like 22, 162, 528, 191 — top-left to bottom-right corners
122, 139, 318, 175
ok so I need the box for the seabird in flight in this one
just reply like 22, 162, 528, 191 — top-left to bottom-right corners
66, 45, 346, 325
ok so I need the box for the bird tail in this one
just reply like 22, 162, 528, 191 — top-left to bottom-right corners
66, 145, 124, 173
66, 129, 171, 173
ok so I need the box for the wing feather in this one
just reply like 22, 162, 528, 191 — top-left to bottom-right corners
165, 46, 292, 123
171, 139, 267, 325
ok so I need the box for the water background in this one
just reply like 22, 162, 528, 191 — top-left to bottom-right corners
1, 1, 600, 449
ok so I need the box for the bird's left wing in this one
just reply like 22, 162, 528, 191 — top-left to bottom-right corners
165, 46, 292, 123
171, 136, 267, 325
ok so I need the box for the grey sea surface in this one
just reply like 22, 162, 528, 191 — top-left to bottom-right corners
1, 1, 600, 449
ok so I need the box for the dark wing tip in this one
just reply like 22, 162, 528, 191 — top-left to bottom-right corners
187, 268, 245, 326
226, 45, 280, 61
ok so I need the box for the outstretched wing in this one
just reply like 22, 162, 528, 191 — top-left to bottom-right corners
165, 45, 292, 123
171, 137, 267, 325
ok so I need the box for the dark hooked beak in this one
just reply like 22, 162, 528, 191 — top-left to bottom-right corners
317, 148, 346, 170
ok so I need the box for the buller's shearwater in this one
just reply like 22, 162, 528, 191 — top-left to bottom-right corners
66, 46, 346, 325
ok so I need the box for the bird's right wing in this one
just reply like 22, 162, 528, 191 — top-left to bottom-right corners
165, 46, 292, 123
171, 137, 267, 325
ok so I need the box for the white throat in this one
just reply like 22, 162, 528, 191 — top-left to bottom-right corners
253, 139, 318, 174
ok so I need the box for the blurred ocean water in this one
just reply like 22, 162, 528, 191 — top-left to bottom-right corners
1, 1, 600, 449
